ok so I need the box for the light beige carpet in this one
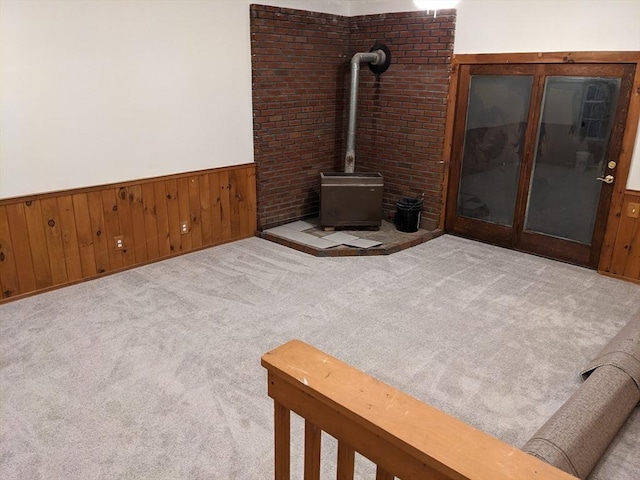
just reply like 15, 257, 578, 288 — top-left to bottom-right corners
1, 235, 639, 479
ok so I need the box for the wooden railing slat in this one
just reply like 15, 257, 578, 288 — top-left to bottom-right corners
304, 419, 321, 480
274, 401, 290, 480
376, 466, 394, 480
267, 370, 448, 480
336, 441, 355, 480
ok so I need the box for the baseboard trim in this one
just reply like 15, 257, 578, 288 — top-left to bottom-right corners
598, 270, 640, 285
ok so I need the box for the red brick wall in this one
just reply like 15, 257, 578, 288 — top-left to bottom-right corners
349, 12, 455, 230
250, 6, 455, 230
250, 5, 350, 228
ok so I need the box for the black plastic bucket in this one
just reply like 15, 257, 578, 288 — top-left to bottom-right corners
395, 197, 423, 233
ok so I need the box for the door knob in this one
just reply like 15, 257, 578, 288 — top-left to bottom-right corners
596, 175, 614, 184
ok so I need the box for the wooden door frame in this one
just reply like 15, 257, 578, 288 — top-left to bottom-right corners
440, 51, 640, 273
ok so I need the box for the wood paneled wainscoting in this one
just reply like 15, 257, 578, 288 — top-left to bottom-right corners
0, 164, 257, 303
600, 189, 640, 283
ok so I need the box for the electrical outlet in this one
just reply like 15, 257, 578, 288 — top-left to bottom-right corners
114, 235, 124, 250
180, 221, 189, 234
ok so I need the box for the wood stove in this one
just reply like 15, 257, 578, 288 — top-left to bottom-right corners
319, 172, 383, 228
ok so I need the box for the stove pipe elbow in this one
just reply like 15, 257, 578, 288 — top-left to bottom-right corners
344, 45, 390, 173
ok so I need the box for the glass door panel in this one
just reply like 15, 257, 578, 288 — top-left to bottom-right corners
446, 63, 633, 268
524, 76, 621, 244
457, 75, 532, 226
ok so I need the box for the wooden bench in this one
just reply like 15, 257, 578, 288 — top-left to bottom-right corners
262, 340, 577, 480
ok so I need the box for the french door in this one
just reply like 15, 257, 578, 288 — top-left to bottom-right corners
445, 63, 635, 268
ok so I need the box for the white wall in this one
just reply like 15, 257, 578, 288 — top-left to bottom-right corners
2, 0, 639, 198
0, 0, 251, 198
454, 0, 640, 54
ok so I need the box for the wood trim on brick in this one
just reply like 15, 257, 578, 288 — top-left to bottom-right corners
439, 61, 460, 230
0, 164, 257, 303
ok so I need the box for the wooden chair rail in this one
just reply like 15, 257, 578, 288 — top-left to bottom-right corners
261, 340, 577, 480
